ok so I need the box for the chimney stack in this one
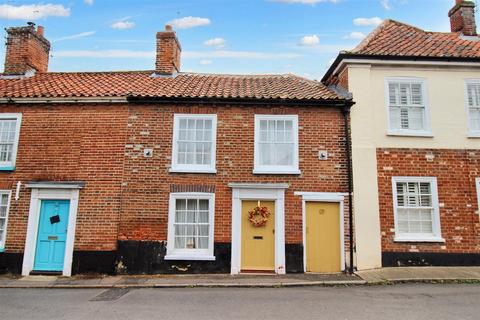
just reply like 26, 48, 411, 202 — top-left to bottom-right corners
155, 25, 181, 75
449, 0, 477, 36
3, 23, 51, 75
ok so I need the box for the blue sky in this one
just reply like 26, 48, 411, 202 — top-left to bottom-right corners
0, 0, 478, 79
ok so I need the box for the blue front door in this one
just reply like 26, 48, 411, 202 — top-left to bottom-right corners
34, 200, 70, 272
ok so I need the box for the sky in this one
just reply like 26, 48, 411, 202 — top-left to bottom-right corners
0, 0, 478, 80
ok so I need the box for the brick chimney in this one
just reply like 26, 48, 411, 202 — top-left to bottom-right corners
155, 25, 181, 75
449, 0, 477, 36
3, 23, 51, 75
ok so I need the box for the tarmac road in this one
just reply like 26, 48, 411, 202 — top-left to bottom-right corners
0, 283, 479, 320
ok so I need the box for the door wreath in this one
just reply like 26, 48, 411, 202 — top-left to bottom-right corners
248, 206, 270, 227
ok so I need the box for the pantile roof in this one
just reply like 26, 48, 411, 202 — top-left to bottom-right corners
0, 71, 344, 101
348, 19, 480, 59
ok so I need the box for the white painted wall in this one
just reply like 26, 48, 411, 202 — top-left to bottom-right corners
347, 63, 480, 270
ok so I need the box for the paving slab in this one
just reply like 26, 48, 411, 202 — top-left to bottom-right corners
356, 267, 480, 284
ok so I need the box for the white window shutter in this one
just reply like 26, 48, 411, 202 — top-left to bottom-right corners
467, 83, 480, 132
388, 83, 398, 105
467, 84, 480, 107
389, 107, 401, 130
408, 107, 425, 130
410, 83, 423, 105
399, 84, 409, 105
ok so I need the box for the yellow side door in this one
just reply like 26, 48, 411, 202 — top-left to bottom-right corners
306, 202, 341, 273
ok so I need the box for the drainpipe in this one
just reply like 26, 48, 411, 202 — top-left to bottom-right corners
342, 103, 355, 274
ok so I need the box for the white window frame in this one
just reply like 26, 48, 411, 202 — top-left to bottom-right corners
0, 113, 22, 170
476, 178, 480, 214
392, 177, 444, 242
385, 78, 432, 137
253, 114, 300, 174
165, 192, 215, 261
465, 79, 480, 137
170, 114, 217, 173
0, 190, 12, 251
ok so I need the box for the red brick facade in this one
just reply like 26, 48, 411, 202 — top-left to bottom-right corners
0, 101, 351, 273
0, 104, 129, 253
377, 148, 480, 254
119, 104, 351, 246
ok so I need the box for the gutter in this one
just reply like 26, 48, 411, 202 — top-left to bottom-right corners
322, 53, 480, 83
0, 97, 128, 104
127, 96, 354, 107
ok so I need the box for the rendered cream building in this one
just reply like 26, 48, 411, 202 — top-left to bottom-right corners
324, 0, 480, 270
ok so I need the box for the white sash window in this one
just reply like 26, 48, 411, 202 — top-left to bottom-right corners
392, 177, 443, 242
0, 191, 12, 251
386, 79, 431, 136
254, 115, 300, 174
166, 193, 215, 260
466, 81, 480, 135
0, 114, 22, 170
171, 114, 217, 173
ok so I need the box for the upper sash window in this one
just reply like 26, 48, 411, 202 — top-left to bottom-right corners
254, 115, 300, 174
386, 79, 431, 136
170, 114, 217, 173
0, 114, 22, 170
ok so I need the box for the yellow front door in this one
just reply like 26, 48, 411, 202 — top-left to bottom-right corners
241, 200, 275, 272
306, 202, 341, 273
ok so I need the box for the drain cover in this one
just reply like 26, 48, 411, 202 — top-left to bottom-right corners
90, 288, 131, 301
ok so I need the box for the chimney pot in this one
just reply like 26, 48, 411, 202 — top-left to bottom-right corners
37, 26, 44, 37
155, 26, 181, 75
448, 0, 477, 36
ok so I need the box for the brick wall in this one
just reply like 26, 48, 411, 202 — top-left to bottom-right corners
377, 148, 480, 254
119, 104, 351, 248
323, 67, 349, 92
338, 68, 349, 91
0, 103, 129, 252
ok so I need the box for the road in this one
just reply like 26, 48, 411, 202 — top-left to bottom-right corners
0, 284, 479, 320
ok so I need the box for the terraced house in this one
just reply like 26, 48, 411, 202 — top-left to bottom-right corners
0, 24, 354, 276
324, 0, 480, 270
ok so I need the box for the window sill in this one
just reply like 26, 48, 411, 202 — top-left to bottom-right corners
394, 237, 445, 243
253, 169, 301, 175
387, 131, 433, 138
169, 168, 217, 174
467, 134, 480, 139
164, 255, 216, 261
0, 166, 15, 172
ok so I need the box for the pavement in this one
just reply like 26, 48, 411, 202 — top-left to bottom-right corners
0, 272, 365, 288
0, 267, 479, 288
1, 284, 479, 320
356, 266, 480, 284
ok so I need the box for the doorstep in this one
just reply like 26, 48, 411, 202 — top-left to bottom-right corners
0, 273, 365, 289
